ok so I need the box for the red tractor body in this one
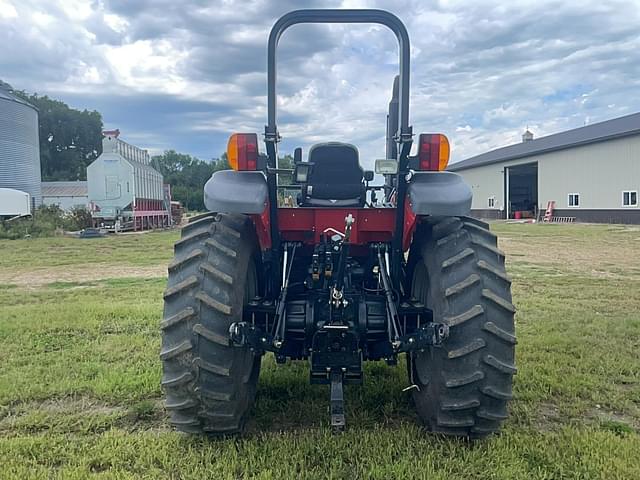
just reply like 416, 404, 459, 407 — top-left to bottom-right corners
160, 9, 516, 437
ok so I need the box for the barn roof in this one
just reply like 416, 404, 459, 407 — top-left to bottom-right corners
41, 181, 88, 197
448, 112, 640, 172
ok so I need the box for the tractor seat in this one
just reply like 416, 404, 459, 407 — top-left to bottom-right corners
298, 142, 365, 207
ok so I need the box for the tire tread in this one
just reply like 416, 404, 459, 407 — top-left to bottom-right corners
160, 213, 261, 434
410, 216, 516, 438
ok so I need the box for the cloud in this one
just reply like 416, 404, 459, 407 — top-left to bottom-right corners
0, 0, 18, 18
1, 0, 640, 167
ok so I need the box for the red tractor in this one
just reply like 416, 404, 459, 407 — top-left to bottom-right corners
161, 9, 515, 437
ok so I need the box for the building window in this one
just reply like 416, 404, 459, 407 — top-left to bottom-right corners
568, 193, 580, 207
488, 196, 496, 208
622, 190, 638, 207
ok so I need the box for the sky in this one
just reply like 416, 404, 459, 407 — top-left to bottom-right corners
1, 0, 640, 168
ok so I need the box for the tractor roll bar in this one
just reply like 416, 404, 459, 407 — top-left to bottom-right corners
266, 9, 412, 146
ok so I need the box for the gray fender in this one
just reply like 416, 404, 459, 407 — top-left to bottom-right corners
203, 170, 268, 214
407, 171, 472, 217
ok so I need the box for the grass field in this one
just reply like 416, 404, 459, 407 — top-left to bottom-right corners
1, 223, 639, 479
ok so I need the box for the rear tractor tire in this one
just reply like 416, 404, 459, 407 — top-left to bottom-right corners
408, 216, 516, 438
160, 213, 261, 434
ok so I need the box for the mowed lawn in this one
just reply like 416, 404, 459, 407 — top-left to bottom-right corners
1, 223, 639, 479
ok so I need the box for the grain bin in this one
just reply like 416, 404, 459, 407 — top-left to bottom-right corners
0, 83, 42, 206
87, 131, 171, 231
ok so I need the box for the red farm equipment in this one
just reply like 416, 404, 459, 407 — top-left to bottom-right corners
160, 9, 516, 437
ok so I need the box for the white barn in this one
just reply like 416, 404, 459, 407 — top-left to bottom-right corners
449, 112, 640, 224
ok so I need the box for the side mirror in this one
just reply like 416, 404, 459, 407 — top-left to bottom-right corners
294, 147, 302, 164
294, 162, 313, 183
364, 170, 374, 182
375, 159, 398, 175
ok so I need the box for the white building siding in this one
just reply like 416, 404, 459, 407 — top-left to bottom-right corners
452, 134, 640, 215
453, 157, 542, 211
42, 195, 88, 211
537, 135, 640, 209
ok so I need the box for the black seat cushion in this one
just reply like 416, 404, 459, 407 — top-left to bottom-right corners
300, 143, 364, 206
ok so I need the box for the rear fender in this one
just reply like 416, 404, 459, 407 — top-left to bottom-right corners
204, 170, 268, 214
407, 171, 472, 217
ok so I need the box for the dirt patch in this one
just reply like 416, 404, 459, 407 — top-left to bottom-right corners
586, 405, 640, 433
534, 402, 563, 432
37, 397, 127, 416
0, 396, 170, 433
0, 264, 167, 287
532, 400, 640, 434
499, 234, 640, 279
0, 396, 127, 431
1, 396, 127, 419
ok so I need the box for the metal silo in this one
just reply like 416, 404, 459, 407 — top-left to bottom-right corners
0, 83, 42, 206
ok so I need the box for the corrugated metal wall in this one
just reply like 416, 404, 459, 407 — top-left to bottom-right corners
87, 136, 164, 217
455, 162, 507, 212
87, 153, 135, 217
42, 195, 89, 211
0, 97, 42, 206
538, 135, 640, 209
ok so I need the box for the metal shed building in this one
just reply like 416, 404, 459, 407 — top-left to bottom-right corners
41, 181, 88, 210
448, 112, 640, 224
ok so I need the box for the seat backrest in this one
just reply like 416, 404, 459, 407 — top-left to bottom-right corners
297, 142, 365, 206
307, 142, 363, 186
308, 142, 364, 191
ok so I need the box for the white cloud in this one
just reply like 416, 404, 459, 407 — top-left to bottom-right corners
104, 39, 189, 95
0, 0, 17, 18
103, 13, 129, 34
32, 11, 55, 26
58, 0, 92, 21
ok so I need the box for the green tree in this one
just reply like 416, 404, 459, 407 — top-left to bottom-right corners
153, 150, 224, 211
9, 85, 103, 181
278, 154, 294, 185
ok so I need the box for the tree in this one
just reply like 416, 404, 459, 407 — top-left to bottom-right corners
278, 154, 294, 185
8, 85, 103, 181
153, 150, 224, 211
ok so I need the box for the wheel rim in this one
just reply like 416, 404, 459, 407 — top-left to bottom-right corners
240, 255, 261, 387
244, 256, 258, 304
411, 261, 429, 303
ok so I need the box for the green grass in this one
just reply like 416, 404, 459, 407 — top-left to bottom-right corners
0, 230, 178, 269
1, 223, 639, 479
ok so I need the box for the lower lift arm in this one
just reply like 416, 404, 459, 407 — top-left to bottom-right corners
377, 245, 450, 353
